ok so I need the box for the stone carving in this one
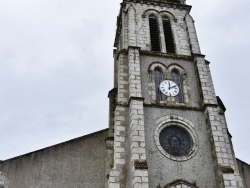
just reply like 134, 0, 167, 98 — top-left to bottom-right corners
220, 165, 234, 174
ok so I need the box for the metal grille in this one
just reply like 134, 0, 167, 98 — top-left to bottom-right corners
154, 67, 163, 101
171, 69, 183, 103
149, 15, 161, 51
159, 125, 192, 157
162, 17, 175, 53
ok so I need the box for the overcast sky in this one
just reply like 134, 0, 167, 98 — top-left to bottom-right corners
0, 0, 249, 164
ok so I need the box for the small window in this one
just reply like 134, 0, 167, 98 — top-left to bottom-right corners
154, 67, 163, 101
162, 16, 175, 53
171, 69, 183, 102
149, 14, 161, 51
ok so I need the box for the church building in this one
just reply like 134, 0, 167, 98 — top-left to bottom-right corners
0, 0, 250, 187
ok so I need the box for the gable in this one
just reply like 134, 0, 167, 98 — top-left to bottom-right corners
0, 129, 109, 188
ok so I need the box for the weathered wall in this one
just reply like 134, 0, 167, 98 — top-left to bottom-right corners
110, 0, 244, 187
237, 159, 250, 188
0, 129, 109, 188
139, 54, 217, 187
144, 108, 217, 187
140, 55, 200, 106
118, 2, 195, 56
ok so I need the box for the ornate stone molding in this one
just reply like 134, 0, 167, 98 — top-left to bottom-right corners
154, 115, 198, 161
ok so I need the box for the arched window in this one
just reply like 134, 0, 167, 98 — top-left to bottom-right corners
162, 16, 175, 53
149, 14, 161, 51
154, 67, 163, 100
171, 69, 183, 102
164, 179, 198, 188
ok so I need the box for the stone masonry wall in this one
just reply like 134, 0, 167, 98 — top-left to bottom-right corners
205, 106, 243, 188
111, 0, 245, 187
108, 105, 128, 188
117, 53, 129, 105
119, 2, 194, 56
195, 55, 243, 187
185, 14, 200, 54
127, 47, 149, 188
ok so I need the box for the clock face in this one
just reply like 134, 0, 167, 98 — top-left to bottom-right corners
159, 80, 179, 96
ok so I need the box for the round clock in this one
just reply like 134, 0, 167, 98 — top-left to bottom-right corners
159, 80, 179, 96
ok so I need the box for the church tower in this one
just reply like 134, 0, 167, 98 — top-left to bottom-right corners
106, 0, 244, 187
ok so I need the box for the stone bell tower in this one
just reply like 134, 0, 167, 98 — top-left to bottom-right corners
106, 0, 244, 187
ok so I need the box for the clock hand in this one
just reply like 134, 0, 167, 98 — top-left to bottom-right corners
169, 85, 177, 89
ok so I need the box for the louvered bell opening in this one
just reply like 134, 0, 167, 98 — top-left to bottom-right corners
149, 16, 161, 52
162, 18, 175, 53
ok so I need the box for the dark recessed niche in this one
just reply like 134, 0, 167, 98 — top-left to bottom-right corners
164, 0, 182, 4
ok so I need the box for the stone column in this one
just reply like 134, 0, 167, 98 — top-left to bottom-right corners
128, 46, 149, 188
195, 55, 243, 188
205, 106, 243, 188
127, 4, 137, 47
108, 53, 129, 188
185, 14, 201, 54
108, 105, 127, 188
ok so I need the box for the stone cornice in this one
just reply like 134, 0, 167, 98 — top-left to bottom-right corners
128, 97, 145, 106
144, 103, 202, 111
115, 49, 193, 61
116, 102, 205, 112
202, 103, 219, 110
115, 101, 219, 113
123, 0, 191, 11
140, 50, 192, 60
192, 53, 206, 59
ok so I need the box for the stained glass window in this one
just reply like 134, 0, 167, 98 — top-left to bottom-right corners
159, 125, 192, 156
